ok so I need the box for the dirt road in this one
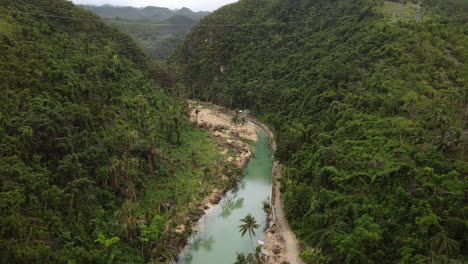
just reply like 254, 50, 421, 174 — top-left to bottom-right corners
267, 162, 304, 264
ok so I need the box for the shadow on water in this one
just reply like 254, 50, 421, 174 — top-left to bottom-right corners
219, 194, 244, 218
182, 235, 215, 264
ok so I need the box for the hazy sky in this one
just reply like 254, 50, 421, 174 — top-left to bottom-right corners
70, 0, 239, 11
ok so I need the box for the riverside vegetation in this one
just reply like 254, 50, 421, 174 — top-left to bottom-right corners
173, 0, 468, 263
1, 0, 467, 263
0, 0, 241, 263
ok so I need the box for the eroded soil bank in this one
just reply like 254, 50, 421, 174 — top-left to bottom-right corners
177, 101, 271, 263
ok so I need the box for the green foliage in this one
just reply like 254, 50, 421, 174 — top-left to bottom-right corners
173, 0, 468, 262
234, 252, 256, 264
80, 5, 209, 21
230, 114, 247, 127
239, 213, 260, 252
300, 249, 330, 264
80, 5, 210, 60
239, 214, 260, 238
234, 246, 265, 264
0, 0, 221, 262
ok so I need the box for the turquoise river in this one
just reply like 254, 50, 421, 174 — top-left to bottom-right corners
177, 126, 273, 264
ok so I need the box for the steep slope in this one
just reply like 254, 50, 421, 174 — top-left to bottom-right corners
105, 17, 196, 60
173, 0, 468, 262
0, 0, 229, 263
80, 5, 210, 60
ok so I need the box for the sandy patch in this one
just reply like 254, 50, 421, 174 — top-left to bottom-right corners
188, 100, 256, 171
188, 100, 258, 142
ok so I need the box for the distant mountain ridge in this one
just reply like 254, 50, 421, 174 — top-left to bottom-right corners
80, 4, 210, 21
79, 4, 210, 60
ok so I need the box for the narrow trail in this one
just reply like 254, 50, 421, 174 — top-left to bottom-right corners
270, 162, 304, 264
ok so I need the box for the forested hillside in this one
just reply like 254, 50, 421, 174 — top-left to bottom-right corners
173, 0, 468, 262
80, 5, 210, 21
0, 0, 226, 262
80, 5, 210, 60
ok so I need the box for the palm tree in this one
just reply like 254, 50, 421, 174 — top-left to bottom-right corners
115, 200, 139, 241
234, 252, 255, 264
151, 238, 178, 263
239, 214, 260, 252
428, 230, 459, 255
202, 166, 211, 184
230, 114, 247, 127
233, 246, 264, 264
195, 107, 201, 122
110, 158, 120, 193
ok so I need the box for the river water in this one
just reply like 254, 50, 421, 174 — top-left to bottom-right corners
177, 127, 273, 264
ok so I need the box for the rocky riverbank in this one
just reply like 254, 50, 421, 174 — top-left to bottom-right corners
187, 100, 258, 216
188, 100, 257, 171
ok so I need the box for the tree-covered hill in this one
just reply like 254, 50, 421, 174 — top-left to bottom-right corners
103, 16, 197, 61
0, 0, 222, 262
80, 5, 210, 60
173, 0, 468, 263
80, 5, 210, 21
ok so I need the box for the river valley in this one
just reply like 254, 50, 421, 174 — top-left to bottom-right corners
177, 127, 273, 264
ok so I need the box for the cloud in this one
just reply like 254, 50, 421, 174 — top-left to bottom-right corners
70, 0, 239, 11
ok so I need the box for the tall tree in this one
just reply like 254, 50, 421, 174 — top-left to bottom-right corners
238, 213, 260, 252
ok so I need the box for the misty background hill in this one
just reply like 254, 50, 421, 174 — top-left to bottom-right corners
80, 4, 210, 60
79, 4, 210, 20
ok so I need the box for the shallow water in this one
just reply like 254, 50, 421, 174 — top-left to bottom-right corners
177, 127, 273, 264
